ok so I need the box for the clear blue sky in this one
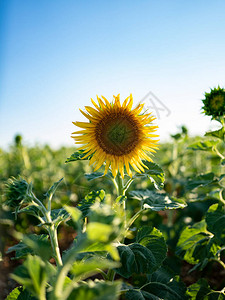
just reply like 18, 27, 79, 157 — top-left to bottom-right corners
1, 0, 225, 149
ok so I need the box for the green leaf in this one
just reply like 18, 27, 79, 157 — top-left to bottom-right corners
126, 274, 187, 300
17, 205, 40, 217
7, 234, 52, 261
116, 227, 167, 278
78, 190, 105, 218
45, 178, 63, 200
67, 280, 121, 300
130, 190, 186, 211
65, 150, 91, 163
70, 257, 120, 280
205, 126, 225, 140
134, 161, 164, 190
206, 203, 225, 243
6, 286, 36, 300
39, 208, 70, 227
87, 222, 116, 243
204, 292, 225, 299
84, 172, 105, 181
176, 220, 220, 265
11, 255, 47, 299
187, 140, 218, 151
64, 205, 82, 224
186, 173, 215, 190
50, 208, 70, 227
187, 279, 212, 300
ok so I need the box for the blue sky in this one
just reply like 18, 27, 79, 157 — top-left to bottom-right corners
1, 0, 225, 148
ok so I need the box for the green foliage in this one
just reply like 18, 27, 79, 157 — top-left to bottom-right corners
206, 203, 225, 243
176, 220, 220, 266
205, 126, 225, 140
7, 234, 51, 261
186, 173, 215, 190
116, 226, 167, 278
77, 189, 105, 218
6, 286, 36, 300
187, 279, 225, 299
125, 273, 187, 300
67, 280, 121, 300
11, 255, 50, 299
188, 140, 219, 151
130, 189, 186, 211
85, 172, 105, 181
134, 161, 165, 190
65, 150, 91, 163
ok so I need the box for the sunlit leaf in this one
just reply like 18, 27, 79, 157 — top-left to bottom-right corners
67, 280, 121, 300
206, 203, 225, 244
45, 178, 63, 200
176, 220, 220, 265
65, 150, 92, 163
130, 190, 186, 211
6, 286, 36, 300
78, 190, 105, 218
187, 140, 218, 151
134, 161, 164, 190
7, 234, 51, 261
205, 127, 225, 140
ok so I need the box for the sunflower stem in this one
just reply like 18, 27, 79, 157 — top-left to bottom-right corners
213, 146, 225, 159
116, 173, 124, 196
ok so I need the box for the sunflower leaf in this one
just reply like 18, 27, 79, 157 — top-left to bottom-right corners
115, 226, 167, 278
65, 150, 92, 163
125, 273, 186, 300
187, 140, 218, 151
78, 190, 105, 218
6, 286, 36, 300
134, 161, 164, 190
130, 190, 186, 211
176, 220, 220, 265
67, 280, 121, 300
186, 173, 215, 190
206, 203, 225, 244
44, 178, 63, 200
7, 234, 52, 261
84, 172, 105, 181
205, 126, 225, 140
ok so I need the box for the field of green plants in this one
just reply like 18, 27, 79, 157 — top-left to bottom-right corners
1, 90, 225, 300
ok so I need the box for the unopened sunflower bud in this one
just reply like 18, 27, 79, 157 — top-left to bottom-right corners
4, 177, 31, 208
202, 86, 225, 119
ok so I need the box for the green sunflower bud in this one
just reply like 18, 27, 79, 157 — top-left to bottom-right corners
202, 86, 225, 119
4, 177, 32, 208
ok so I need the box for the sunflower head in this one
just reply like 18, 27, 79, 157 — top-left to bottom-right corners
202, 86, 225, 119
72, 94, 159, 178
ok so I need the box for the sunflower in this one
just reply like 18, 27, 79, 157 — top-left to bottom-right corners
202, 86, 225, 119
72, 94, 159, 178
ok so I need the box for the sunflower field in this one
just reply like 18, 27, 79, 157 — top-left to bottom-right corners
1, 90, 225, 300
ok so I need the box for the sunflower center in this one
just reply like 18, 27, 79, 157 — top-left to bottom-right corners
95, 113, 140, 156
210, 95, 224, 111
